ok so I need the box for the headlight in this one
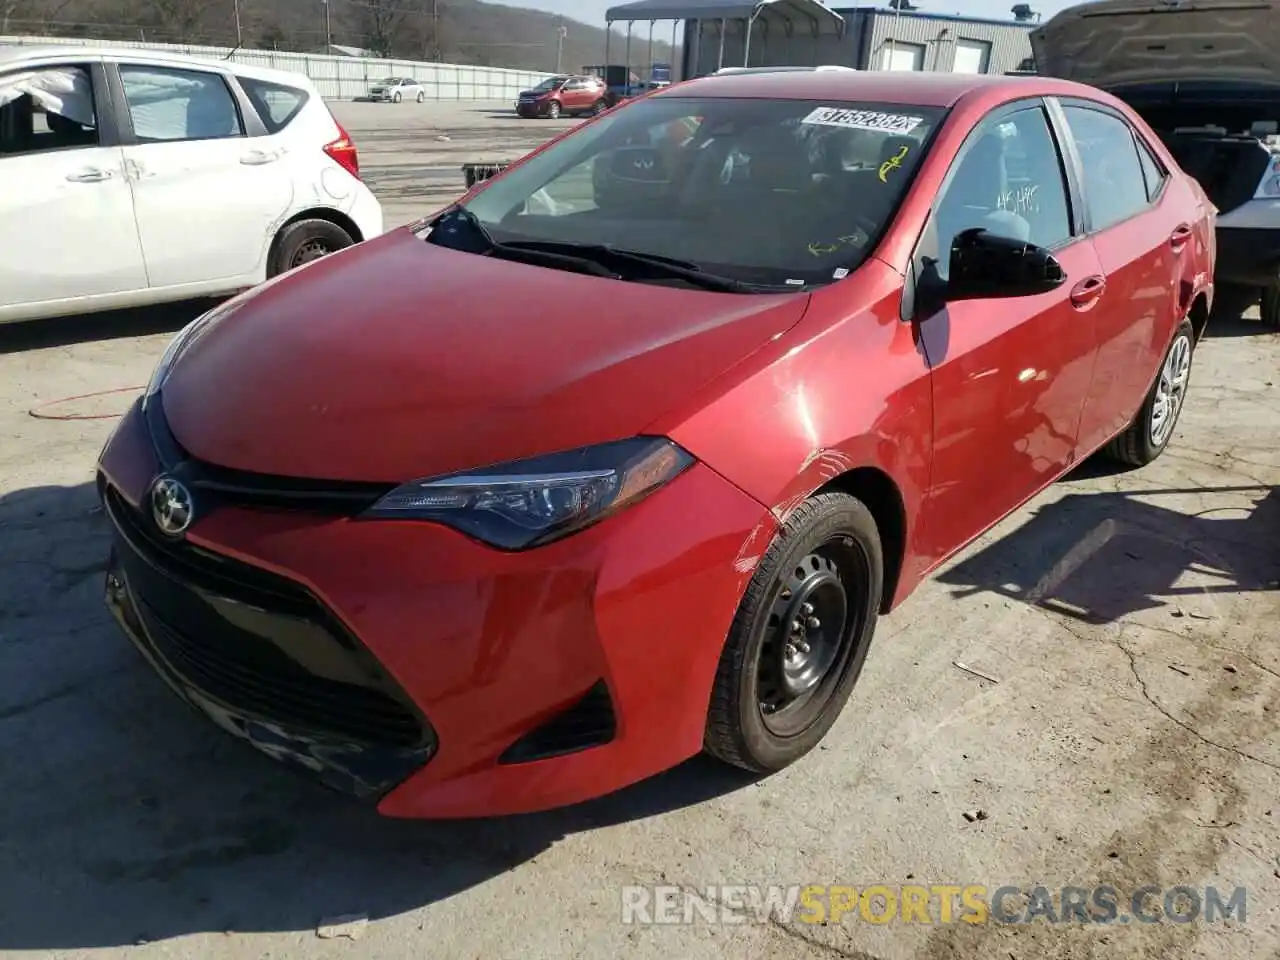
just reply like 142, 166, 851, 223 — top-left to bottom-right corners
142, 301, 239, 405
362, 437, 694, 549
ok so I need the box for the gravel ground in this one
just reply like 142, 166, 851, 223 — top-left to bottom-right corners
1, 101, 1279, 960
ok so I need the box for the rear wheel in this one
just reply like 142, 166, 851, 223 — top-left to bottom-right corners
1103, 318, 1194, 467
269, 219, 355, 277
1261, 283, 1280, 327
704, 492, 883, 774
590, 99, 607, 116
546, 100, 561, 120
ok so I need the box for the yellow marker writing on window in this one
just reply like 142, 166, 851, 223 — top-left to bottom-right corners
878, 144, 910, 183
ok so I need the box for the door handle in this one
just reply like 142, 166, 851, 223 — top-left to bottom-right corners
65, 168, 114, 182
1070, 275, 1106, 310
239, 150, 279, 165
1170, 223, 1193, 251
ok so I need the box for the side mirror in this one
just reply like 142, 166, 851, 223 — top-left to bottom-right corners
946, 227, 1066, 301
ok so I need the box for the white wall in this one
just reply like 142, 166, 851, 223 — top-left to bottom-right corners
0, 35, 556, 101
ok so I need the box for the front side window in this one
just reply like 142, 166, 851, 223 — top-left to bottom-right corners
932, 104, 1072, 280
0, 64, 98, 156
120, 65, 244, 142
1062, 105, 1150, 231
441, 96, 944, 290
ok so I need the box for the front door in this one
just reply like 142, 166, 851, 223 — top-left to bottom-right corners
114, 61, 293, 288
0, 62, 148, 315
913, 100, 1102, 563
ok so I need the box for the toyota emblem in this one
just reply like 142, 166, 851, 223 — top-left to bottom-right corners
150, 476, 194, 537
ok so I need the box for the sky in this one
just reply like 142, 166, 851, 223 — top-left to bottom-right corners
487, 0, 1075, 27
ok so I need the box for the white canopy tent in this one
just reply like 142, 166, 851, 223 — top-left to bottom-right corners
604, 0, 847, 80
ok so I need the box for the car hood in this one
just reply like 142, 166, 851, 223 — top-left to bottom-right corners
161, 229, 810, 483
1031, 0, 1280, 89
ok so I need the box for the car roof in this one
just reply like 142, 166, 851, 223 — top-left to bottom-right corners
0, 43, 316, 87
660, 69, 1095, 108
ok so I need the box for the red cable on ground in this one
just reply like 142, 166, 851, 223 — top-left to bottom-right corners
27, 385, 146, 421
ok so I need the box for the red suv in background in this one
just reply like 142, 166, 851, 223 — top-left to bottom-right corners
515, 74, 608, 119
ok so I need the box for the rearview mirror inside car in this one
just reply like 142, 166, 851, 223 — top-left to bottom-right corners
946, 227, 1066, 301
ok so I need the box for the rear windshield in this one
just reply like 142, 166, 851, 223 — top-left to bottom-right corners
239, 77, 309, 134
453, 96, 943, 289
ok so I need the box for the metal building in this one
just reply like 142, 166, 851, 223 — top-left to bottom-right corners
604, 0, 1037, 80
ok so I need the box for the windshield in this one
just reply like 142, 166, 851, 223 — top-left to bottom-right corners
376, 78, 397, 85
446, 96, 943, 290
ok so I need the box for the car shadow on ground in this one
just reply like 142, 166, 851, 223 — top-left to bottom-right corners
0, 300, 219, 354
0, 477, 760, 950
935, 473, 1280, 624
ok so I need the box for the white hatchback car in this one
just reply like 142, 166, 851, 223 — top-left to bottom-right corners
367, 77, 425, 103
0, 46, 384, 324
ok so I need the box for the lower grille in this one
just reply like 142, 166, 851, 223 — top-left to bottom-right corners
103, 482, 432, 753
499, 680, 616, 764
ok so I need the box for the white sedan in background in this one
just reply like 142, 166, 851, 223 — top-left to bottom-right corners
367, 77, 426, 102
0, 45, 384, 324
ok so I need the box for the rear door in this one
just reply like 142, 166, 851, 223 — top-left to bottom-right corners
913, 98, 1104, 557
1052, 98, 1186, 454
112, 60, 293, 288
0, 60, 148, 314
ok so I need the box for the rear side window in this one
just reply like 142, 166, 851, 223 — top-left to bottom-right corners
239, 77, 310, 134
0, 64, 99, 156
1135, 135, 1166, 202
1062, 105, 1150, 231
120, 65, 244, 142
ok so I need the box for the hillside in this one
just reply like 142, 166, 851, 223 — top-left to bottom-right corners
1, 0, 678, 73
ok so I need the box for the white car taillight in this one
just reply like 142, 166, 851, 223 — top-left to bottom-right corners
323, 117, 361, 180
1254, 157, 1280, 198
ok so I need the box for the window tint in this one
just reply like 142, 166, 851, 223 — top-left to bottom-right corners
239, 76, 309, 134
454, 97, 943, 289
120, 65, 243, 142
0, 65, 98, 156
932, 105, 1072, 280
1135, 135, 1166, 201
1062, 105, 1149, 230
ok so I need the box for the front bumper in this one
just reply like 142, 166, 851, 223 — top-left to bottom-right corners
97, 399, 775, 818
515, 100, 550, 117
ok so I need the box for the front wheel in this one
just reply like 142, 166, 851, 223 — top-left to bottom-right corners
392, 91, 402, 103
1261, 283, 1280, 327
704, 492, 883, 774
269, 219, 355, 277
416, 90, 425, 103
546, 100, 561, 120
1102, 318, 1194, 467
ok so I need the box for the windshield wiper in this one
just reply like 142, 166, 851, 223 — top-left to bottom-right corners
432, 208, 620, 279
501, 240, 762, 293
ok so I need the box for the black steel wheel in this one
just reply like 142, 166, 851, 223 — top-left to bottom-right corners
705, 492, 883, 773
268, 219, 355, 277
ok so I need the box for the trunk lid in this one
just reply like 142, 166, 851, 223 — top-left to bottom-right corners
1031, 0, 1280, 89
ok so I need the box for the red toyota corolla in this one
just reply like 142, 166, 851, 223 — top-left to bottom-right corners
98, 70, 1215, 818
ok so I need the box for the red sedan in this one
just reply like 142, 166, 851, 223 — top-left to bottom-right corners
98, 70, 1215, 818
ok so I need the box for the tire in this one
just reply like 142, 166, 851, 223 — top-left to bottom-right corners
416, 90, 425, 103
590, 99, 607, 116
392, 91, 402, 103
546, 100, 561, 120
269, 219, 355, 277
704, 492, 883, 774
1261, 283, 1280, 327
1103, 318, 1194, 467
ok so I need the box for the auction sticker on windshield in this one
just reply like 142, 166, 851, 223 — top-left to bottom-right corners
801, 107, 924, 135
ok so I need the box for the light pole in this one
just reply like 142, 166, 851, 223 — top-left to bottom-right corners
233, 0, 243, 46
556, 21, 567, 72
322, 0, 331, 52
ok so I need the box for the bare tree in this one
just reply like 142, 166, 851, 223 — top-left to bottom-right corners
346, 0, 413, 58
